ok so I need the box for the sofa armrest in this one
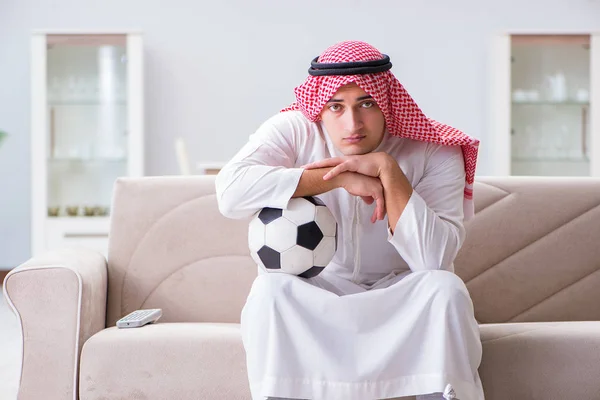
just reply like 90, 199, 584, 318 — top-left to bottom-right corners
2, 247, 108, 400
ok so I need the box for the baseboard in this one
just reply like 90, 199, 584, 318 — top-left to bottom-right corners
0, 270, 8, 284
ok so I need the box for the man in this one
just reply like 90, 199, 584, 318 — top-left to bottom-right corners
215, 41, 484, 400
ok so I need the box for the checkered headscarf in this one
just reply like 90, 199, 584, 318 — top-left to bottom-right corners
281, 40, 479, 220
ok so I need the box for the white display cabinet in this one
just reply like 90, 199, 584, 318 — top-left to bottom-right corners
30, 32, 144, 257
489, 33, 600, 177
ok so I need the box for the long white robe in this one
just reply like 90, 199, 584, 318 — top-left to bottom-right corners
215, 111, 484, 400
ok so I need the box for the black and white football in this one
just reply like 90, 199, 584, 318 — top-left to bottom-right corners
248, 196, 338, 278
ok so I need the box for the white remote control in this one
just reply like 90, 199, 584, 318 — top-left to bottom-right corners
116, 309, 162, 328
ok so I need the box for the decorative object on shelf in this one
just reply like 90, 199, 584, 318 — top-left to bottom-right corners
47, 205, 110, 217
576, 88, 590, 102
83, 206, 96, 216
94, 206, 109, 216
83, 205, 110, 216
526, 90, 540, 102
546, 71, 567, 102
512, 89, 541, 103
65, 206, 79, 217
512, 89, 527, 102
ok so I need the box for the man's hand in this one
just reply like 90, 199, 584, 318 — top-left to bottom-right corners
338, 172, 386, 223
302, 152, 395, 180
292, 168, 385, 222
303, 152, 413, 231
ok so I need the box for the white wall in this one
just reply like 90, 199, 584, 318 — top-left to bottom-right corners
1, 0, 599, 267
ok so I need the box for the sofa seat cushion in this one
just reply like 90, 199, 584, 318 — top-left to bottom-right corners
79, 322, 250, 400
480, 321, 600, 399
80, 321, 600, 400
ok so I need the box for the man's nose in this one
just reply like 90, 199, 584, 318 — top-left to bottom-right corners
343, 109, 363, 133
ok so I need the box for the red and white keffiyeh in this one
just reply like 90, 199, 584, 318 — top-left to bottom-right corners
282, 40, 479, 219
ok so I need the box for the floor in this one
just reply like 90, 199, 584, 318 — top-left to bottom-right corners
0, 287, 20, 400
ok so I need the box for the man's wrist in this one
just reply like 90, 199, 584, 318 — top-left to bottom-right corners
379, 154, 402, 179
330, 171, 352, 190
380, 160, 413, 197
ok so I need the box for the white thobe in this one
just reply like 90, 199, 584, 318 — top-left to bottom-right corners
215, 111, 484, 400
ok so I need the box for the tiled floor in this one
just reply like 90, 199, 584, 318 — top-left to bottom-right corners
0, 288, 19, 400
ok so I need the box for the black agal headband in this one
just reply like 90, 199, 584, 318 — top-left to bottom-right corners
308, 54, 392, 76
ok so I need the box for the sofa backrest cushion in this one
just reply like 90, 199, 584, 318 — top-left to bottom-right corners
106, 175, 600, 325
106, 176, 256, 326
455, 176, 600, 323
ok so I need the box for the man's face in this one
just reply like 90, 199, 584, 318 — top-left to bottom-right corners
319, 83, 386, 156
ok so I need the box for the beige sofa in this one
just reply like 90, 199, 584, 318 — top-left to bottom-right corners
4, 175, 600, 400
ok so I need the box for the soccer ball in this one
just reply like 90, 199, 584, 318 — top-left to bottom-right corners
248, 196, 338, 278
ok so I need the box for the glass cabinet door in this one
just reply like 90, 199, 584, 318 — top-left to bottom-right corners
510, 35, 591, 176
46, 34, 128, 217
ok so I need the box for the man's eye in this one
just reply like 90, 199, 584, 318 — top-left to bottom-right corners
362, 101, 374, 108
328, 104, 342, 112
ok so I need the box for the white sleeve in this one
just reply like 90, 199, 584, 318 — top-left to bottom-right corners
387, 144, 466, 272
215, 113, 305, 219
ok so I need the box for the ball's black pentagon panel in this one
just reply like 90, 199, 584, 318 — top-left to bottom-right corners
299, 266, 325, 278
257, 246, 281, 269
258, 207, 283, 225
303, 196, 325, 207
297, 221, 324, 250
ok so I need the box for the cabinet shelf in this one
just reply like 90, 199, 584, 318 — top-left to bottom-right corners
48, 157, 127, 163
49, 101, 126, 106
46, 216, 111, 224
512, 157, 589, 162
512, 101, 589, 106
